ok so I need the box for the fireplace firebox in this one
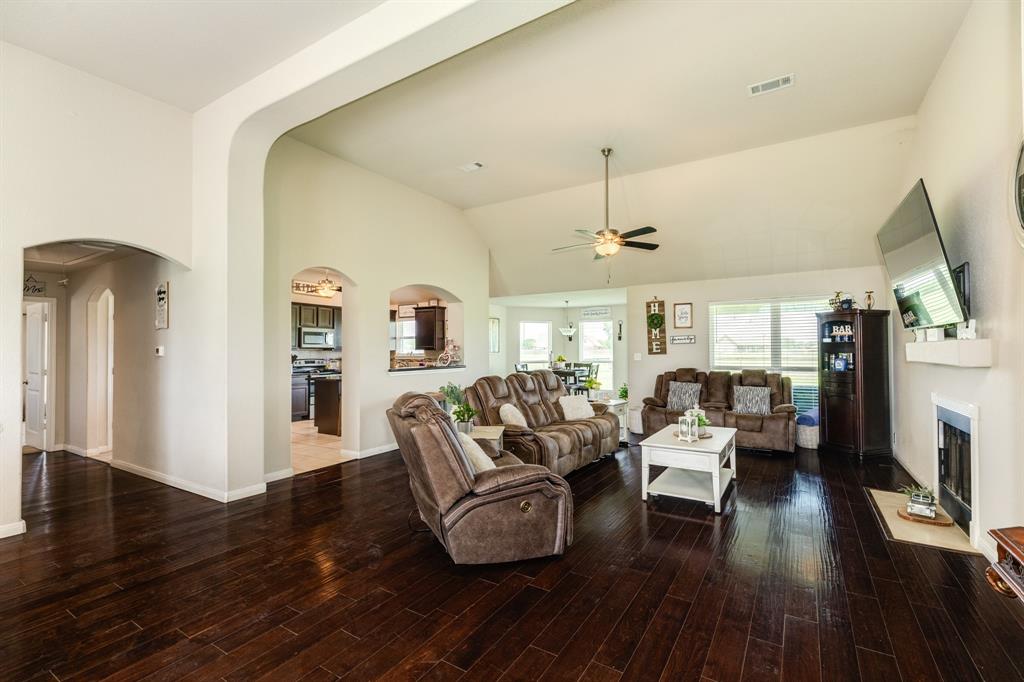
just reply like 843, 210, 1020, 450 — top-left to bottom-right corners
937, 405, 972, 535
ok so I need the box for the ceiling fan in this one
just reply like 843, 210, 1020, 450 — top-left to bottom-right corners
552, 147, 659, 260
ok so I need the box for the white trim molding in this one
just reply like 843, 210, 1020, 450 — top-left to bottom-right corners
226, 483, 267, 502
358, 442, 398, 458
930, 393, 986, 558
62, 444, 87, 457
109, 459, 266, 503
264, 468, 294, 483
0, 520, 27, 539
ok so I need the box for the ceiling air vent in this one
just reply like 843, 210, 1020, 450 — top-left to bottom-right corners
457, 161, 484, 173
748, 73, 795, 97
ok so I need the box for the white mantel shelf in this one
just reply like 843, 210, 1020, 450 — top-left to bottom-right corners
905, 339, 992, 368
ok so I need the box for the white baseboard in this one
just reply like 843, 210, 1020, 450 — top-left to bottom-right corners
110, 458, 234, 503
341, 449, 360, 459
0, 520, 27, 539
264, 468, 294, 483
89, 445, 112, 456
226, 483, 267, 502
62, 444, 87, 457
359, 442, 398, 458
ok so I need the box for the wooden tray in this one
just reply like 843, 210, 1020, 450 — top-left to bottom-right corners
897, 507, 954, 527
673, 431, 713, 441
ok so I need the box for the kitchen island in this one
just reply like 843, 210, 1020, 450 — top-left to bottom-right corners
313, 376, 342, 436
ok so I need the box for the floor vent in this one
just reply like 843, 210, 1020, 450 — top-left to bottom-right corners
748, 73, 795, 97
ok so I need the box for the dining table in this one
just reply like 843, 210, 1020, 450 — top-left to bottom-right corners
551, 367, 588, 390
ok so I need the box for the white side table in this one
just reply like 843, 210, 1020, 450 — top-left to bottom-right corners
468, 425, 504, 450
593, 398, 628, 444
639, 425, 737, 513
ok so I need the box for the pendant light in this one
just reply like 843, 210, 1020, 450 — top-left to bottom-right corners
558, 300, 575, 341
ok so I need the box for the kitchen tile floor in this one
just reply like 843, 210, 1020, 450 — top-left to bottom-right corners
290, 420, 355, 474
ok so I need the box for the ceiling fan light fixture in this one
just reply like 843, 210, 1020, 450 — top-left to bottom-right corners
595, 240, 621, 257
315, 269, 339, 298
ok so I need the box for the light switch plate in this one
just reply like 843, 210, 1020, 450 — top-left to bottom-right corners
155, 346, 165, 357
633, 353, 641, 361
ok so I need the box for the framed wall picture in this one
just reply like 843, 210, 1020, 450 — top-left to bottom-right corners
488, 317, 500, 353
155, 282, 169, 329
673, 302, 693, 328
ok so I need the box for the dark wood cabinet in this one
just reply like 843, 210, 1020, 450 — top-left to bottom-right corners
316, 306, 333, 329
298, 305, 318, 328
333, 308, 342, 351
313, 378, 342, 436
817, 309, 892, 459
291, 303, 341, 350
291, 376, 309, 421
291, 305, 299, 350
414, 306, 446, 351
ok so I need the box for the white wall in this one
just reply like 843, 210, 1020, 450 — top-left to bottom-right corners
625, 266, 888, 413
487, 303, 507, 376
887, 0, 1023, 558
263, 137, 491, 473
467, 117, 916, 297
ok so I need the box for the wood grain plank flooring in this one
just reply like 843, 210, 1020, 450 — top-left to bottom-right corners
2, 445, 1021, 681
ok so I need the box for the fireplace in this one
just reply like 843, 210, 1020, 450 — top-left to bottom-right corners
937, 406, 971, 534
930, 393, 980, 549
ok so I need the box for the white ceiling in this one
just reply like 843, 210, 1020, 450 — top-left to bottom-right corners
0, 0, 383, 111
289, 0, 968, 208
24, 241, 140, 273
492, 288, 626, 309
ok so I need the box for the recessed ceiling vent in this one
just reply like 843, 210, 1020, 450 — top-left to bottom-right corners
748, 73, 795, 97
457, 161, 484, 172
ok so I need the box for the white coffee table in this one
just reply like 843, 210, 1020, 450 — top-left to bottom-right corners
640, 425, 738, 513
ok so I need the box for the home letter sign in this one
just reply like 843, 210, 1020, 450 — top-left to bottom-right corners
646, 299, 666, 355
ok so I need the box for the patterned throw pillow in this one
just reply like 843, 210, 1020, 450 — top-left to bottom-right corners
667, 381, 702, 412
733, 385, 771, 415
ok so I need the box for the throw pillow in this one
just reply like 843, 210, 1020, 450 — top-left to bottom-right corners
498, 403, 528, 428
457, 431, 496, 473
733, 385, 771, 415
667, 381, 702, 412
559, 395, 595, 421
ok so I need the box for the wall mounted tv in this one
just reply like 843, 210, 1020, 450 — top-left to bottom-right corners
877, 179, 966, 330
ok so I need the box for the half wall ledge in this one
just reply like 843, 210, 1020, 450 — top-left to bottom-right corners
905, 339, 992, 368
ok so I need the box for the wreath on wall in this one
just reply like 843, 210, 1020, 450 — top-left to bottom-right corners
647, 312, 664, 329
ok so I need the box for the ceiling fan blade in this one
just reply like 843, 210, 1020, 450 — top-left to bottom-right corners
552, 242, 596, 252
619, 226, 657, 239
575, 229, 601, 239
622, 240, 660, 250
593, 252, 605, 260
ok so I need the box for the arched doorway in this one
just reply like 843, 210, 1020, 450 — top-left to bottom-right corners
86, 288, 114, 460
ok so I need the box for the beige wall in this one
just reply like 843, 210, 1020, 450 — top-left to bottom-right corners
887, 0, 1023, 559
263, 137, 491, 472
468, 117, 915, 297
625, 266, 888, 411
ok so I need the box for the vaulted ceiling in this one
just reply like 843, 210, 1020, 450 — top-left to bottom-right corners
289, 0, 968, 208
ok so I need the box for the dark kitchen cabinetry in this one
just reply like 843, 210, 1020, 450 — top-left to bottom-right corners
817, 309, 892, 460
414, 306, 446, 351
298, 305, 318, 328
291, 376, 309, 421
291, 303, 341, 350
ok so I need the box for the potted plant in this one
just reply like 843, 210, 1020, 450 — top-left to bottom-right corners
439, 382, 476, 433
451, 402, 477, 434
553, 354, 567, 369
618, 383, 628, 400
583, 377, 601, 392
697, 413, 711, 437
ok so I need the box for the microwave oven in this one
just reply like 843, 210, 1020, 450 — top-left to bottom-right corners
299, 327, 335, 349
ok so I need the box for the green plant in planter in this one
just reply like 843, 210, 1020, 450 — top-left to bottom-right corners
618, 383, 629, 400
697, 414, 711, 428
583, 377, 602, 391
438, 382, 465, 406
898, 484, 935, 499
452, 402, 477, 424
646, 312, 664, 329
555, 354, 567, 362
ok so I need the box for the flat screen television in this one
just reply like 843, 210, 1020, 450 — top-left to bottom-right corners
876, 179, 966, 330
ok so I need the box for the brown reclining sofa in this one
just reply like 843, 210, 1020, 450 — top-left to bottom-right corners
464, 369, 620, 477
642, 368, 797, 452
387, 392, 572, 564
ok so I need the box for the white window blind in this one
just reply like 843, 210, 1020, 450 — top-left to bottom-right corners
519, 321, 552, 368
395, 320, 423, 356
579, 320, 613, 388
708, 297, 830, 413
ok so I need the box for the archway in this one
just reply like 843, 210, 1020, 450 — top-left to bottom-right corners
388, 284, 464, 370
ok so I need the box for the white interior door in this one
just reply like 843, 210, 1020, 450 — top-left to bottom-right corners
23, 302, 46, 449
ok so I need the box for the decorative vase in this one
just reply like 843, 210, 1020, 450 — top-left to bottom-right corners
698, 425, 707, 437
456, 421, 473, 434
864, 290, 875, 310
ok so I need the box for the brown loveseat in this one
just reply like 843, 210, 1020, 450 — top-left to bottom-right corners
464, 370, 620, 477
387, 392, 572, 564
642, 368, 797, 452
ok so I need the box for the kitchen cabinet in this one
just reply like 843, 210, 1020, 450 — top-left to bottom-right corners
298, 305, 318, 328
333, 308, 342, 350
317, 306, 333, 329
291, 376, 309, 421
290, 305, 299, 350
313, 377, 342, 436
414, 306, 446, 351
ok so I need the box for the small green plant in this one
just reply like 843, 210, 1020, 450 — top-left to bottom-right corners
555, 354, 567, 362
898, 484, 935, 499
618, 383, 629, 400
452, 402, 477, 424
438, 382, 465, 406
646, 312, 664, 329
583, 377, 602, 391
697, 414, 711, 427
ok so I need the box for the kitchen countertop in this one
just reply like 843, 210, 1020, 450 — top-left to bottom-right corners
388, 365, 466, 373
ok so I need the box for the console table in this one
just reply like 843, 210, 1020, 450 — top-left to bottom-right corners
987, 526, 1024, 599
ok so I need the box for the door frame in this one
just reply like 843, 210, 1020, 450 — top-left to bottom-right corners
22, 297, 57, 453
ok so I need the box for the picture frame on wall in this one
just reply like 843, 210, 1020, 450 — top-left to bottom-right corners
673, 302, 693, 328
155, 282, 169, 329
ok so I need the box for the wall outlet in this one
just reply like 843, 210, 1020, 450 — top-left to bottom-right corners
155, 346, 165, 357
633, 352, 641, 361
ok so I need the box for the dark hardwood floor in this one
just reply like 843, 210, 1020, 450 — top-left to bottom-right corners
3, 443, 1023, 681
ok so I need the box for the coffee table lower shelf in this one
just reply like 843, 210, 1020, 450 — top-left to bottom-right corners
647, 467, 735, 509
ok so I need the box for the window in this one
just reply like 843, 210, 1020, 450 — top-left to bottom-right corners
579, 320, 613, 388
708, 297, 830, 413
519, 321, 552, 369
395, 319, 423, 356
